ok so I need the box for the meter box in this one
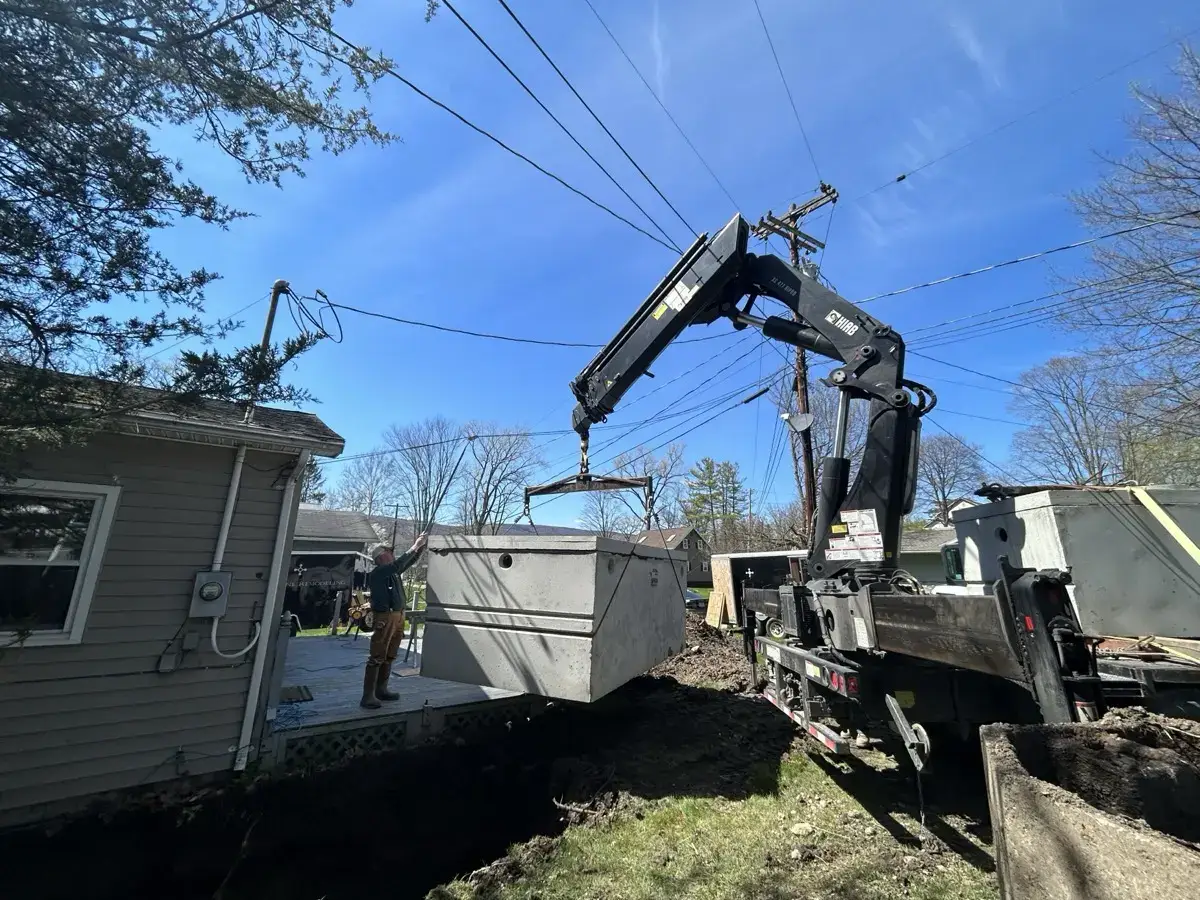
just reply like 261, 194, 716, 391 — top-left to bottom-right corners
190, 570, 232, 618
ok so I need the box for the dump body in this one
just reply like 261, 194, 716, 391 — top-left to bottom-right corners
981, 719, 1200, 900
421, 535, 686, 703
955, 488, 1200, 639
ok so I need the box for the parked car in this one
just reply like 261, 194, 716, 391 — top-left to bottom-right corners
684, 589, 706, 609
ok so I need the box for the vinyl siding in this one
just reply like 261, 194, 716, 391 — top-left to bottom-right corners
0, 433, 297, 824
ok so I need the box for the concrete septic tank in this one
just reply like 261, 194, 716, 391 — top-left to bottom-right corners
420, 535, 687, 703
981, 716, 1200, 900
955, 487, 1200, 639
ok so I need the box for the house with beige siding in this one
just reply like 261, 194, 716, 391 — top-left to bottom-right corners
0, 386, 343, 827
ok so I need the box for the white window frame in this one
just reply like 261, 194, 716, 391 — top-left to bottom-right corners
0, 479, 121, 647
681, 538, 689, 550
701, 559, 710, 572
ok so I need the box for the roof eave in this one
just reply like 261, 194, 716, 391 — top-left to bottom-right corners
112, 414, 344, 457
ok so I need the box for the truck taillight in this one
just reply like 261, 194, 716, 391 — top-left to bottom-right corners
830, 671, 841, 691
846, 676, 859, 696
1024, 615, 1035, 632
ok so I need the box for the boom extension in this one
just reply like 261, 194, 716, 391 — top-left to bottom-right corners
543, 213, 935, 583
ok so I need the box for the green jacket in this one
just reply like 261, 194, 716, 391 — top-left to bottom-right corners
367, 548, 420, 613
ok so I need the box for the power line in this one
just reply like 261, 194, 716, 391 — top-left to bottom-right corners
905, 251, 1200, 338
910, 258, 1200, 351
752, 0, 821, 182
909, 350, 1200, 437
541, 348, 778, 477
789, 23, 1200, 209
145, 293, 269, 360
324, 26, 676, 252
524, 333, 766, 471
935, 408, 1033, 428
581, 0, 741, 211
442, 0, 681, 253
924, 415, 1026, 484
323, 297, 730, 347
494, 0, 700, 241
534, 352, 784, 501
530, 375, 779, 514
622, 331, 758, 411
858, 209, 1200, 304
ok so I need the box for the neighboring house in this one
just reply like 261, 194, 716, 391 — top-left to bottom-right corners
633, 525, 712, 587
898, 528, 957, 584
286, 507, 377, 629
0, 383, 343, 827
929, 497, 978, 528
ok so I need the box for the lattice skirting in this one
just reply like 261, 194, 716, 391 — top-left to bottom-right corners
281, 720, 410, 770
272, 696, 545, 773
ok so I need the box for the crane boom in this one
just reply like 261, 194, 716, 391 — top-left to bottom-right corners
566, 213, 934, 583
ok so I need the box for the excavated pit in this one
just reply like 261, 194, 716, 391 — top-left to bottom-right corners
0, 622, 793, 900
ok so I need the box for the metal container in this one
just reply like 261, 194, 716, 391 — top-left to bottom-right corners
420, 535, 687, 703
955, 488, 1200, 639
982, 720, 1200, 900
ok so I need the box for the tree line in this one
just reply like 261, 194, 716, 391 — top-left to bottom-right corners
302, 417, 544, 535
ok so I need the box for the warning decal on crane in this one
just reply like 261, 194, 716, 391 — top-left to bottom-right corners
663, 278, 698, 312
826, 509, 884, 561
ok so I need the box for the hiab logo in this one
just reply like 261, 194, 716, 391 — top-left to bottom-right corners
825, 310, 859, 337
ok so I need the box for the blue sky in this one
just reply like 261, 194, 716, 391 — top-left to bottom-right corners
151, 0, 1199, 526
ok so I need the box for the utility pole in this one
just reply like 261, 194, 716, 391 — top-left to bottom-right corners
753, 183, 838, 541
243, 278, 290, 424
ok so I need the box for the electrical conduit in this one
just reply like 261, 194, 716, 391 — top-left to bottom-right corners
209, 445, 261, 659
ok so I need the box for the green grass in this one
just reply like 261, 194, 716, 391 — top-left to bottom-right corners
432, 753, 997, 900
691, 587, 712, 600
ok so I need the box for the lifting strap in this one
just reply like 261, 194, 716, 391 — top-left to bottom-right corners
1124, 486, 1200, 568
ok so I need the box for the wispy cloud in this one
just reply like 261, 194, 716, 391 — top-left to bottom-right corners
651, 0, 668, 98
948, 14, 1005, 89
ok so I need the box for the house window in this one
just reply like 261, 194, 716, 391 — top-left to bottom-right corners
0, 480, 121, 646
681, 539, 689, 550
701, 559, 710, 572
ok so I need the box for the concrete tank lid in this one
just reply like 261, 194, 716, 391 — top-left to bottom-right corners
427, 533, 681, 558
953, 486, 1200, 521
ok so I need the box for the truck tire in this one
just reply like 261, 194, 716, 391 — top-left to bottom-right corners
765, 618, 786, 640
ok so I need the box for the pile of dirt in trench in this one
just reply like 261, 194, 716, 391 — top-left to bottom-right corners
650, 611, 753, 692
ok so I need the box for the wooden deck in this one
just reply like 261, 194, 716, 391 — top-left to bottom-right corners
263, 634, 535, 769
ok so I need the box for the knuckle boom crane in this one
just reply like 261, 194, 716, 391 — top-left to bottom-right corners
535, 213, 1109, 766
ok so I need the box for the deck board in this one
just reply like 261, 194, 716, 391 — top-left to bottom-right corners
276, 634, 521, 732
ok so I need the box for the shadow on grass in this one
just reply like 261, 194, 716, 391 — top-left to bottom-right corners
809, 743, 996, 875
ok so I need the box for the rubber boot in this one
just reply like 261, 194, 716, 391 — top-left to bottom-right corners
360, 663, 382, 709
376, 662, 400, 701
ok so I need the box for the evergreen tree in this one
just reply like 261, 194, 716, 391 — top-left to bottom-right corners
683, 457, 720, 549
299, 456, 328, 505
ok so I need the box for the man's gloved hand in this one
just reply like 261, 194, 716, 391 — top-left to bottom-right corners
410, 532, 429, 555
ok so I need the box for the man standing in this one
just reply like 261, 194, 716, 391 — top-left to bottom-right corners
362, 532, 428, 709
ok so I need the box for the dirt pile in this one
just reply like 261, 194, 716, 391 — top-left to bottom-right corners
650, 612, 752, 692
1098, 706, 1200, 770
996, 706, 1200, 847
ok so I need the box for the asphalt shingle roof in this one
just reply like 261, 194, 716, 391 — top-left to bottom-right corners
633, 526, 695, 549
900, 528, 957, 554
10, 366, 344, 454
295, 508, 378, 543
